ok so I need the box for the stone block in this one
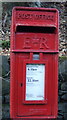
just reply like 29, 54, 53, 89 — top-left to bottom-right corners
2, 55, 10, 76
61, 94, 67, 101
62, 103, 67, 113
64, 113, 67, 120
5, 95, 10, 103
59, 59, 67, 82
61, 82, 67, 91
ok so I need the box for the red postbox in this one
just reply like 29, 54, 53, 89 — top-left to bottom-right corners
10, 7, 59, 119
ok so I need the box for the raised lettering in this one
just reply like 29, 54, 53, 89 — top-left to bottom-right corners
40, 38, 49, 49
17, 13, 54, 21
23, 37, 31, 49
32, 37, 39, 46
23, 37, 49, 49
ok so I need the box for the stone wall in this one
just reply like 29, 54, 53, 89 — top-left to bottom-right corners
58, 57, 67, 120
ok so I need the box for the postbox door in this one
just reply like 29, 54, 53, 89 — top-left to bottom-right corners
14, 53, 57, 117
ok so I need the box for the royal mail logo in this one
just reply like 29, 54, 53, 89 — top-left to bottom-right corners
23, 36, 49, 49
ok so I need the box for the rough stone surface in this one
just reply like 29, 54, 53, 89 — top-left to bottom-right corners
5, 95, 10, 104
61, 94, 67, 101
58, 103, 64, 111
59, 60, 67, 82
2, 96, 5, 104
57, 115, 63, 120
61, 82, 67, 91
2, 104, 10, 119
0, 55, 2, 77
2, 78, 10, 95
62, 103, 67, 113
64, 113, 67, 120
2, 56, 10, 76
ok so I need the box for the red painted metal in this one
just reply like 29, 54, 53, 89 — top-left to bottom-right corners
10, 7, 59, 119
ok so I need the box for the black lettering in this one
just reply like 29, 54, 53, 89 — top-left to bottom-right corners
31, 68, 37, 71
32, 80, 39, 82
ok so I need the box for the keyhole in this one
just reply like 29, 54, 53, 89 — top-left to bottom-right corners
20, 83, 23, 87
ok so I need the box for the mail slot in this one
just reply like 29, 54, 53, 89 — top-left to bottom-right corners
10, 7, 59, 119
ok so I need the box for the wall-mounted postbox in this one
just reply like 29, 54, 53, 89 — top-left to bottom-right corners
10, 7, 59, 119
